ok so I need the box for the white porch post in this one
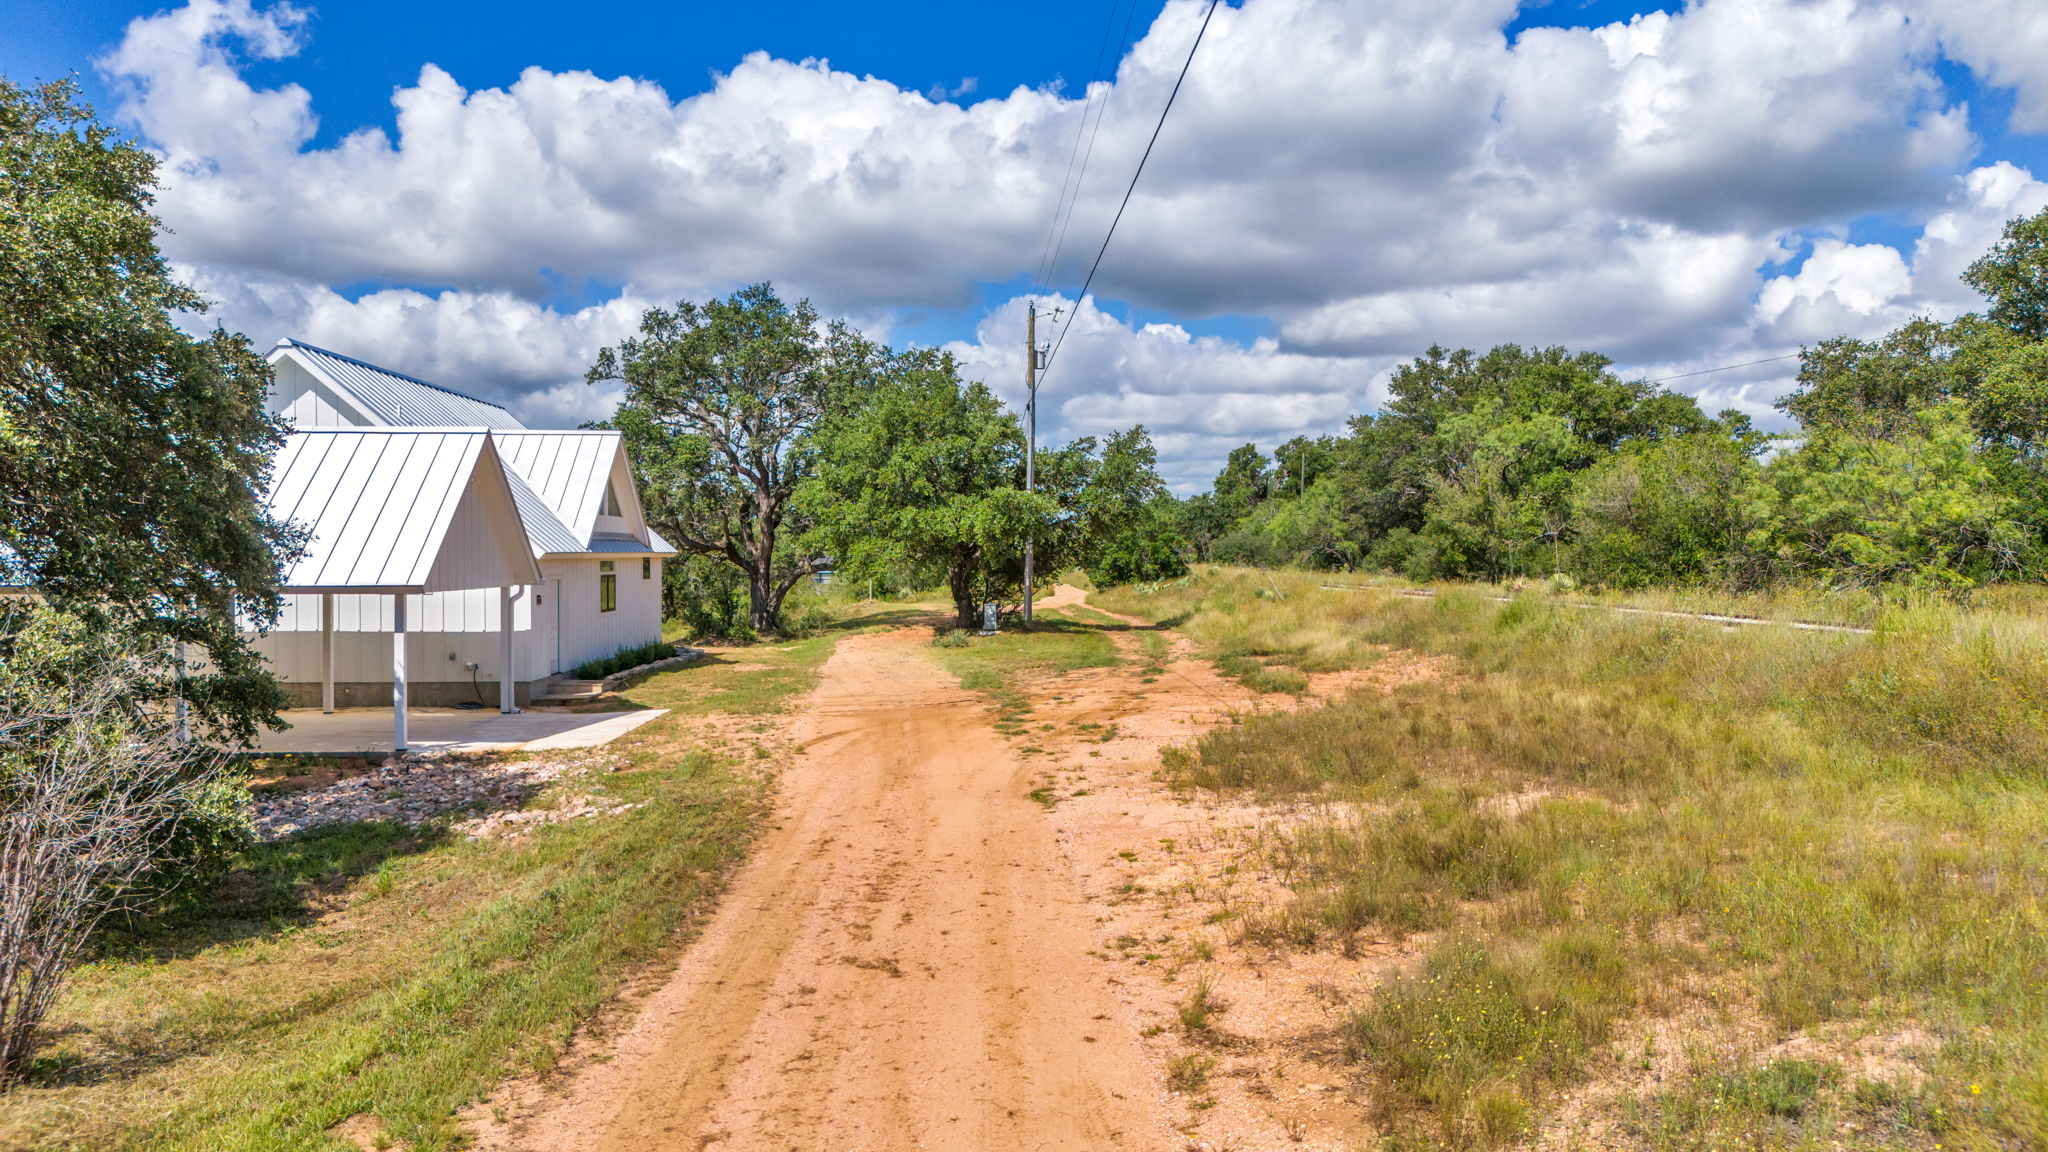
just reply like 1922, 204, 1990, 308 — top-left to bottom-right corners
392, 593, 409, 752
321, 592, 336, 713
499, 585, 518, 714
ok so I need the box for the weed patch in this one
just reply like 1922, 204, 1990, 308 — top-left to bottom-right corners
1106, 568, 2048, 1148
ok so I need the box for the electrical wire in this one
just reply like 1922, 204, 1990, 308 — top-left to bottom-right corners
1040, 0, 1222, 382
1643, 352, 1801, 384
1031, 0, 1133, 294
1040, 0, 1144, 294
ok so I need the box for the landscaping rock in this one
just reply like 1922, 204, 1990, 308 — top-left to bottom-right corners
251, 748, 626, 841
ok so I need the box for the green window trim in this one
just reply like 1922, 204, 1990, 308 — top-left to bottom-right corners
642, 557, 652, 579
599, 573, 617, 613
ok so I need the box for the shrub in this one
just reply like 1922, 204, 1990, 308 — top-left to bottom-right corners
573, 641, 677, 681
0, 608, 241, 1083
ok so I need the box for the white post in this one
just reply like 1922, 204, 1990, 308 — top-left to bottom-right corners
392, 593, 408, 753
321, 592, 336, 713
499, 585, 518, 714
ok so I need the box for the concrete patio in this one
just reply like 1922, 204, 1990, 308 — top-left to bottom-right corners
254, 706, 670, 754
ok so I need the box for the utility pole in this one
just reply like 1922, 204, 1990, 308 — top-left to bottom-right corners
1023, 301, 1038, 627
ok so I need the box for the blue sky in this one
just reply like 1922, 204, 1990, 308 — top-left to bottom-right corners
6, 1, 1173, 147
6, 0, 2048, 488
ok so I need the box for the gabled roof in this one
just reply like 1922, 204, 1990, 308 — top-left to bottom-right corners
265, 428, 541, 593
492, 430, 616, 542
271, 340, 526, 430
503, 468, 586, 556
492, 430, 674, 557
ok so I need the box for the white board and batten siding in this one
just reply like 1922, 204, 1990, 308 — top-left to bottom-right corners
536, 553, 663, 675
251, 585, 540, 685
246, 343, 677, 704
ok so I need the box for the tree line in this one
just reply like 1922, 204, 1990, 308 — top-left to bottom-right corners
591, 285, 1186, 636
1177, 211, 2048, 594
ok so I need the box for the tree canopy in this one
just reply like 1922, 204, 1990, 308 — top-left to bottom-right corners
806, 349, 1181, 628
1178, 205, 2048, 594
0, 78, 291, 740
595, 283, 882, 633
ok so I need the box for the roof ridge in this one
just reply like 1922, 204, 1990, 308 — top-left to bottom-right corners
279, 339, 516, 414
287, 425, 494, 434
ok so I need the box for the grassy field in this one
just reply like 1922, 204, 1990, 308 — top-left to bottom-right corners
0, 627, 849, 1152
1097, 567, 2048, 1151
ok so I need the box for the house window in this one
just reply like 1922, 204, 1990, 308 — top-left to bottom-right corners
642, 557, 651, 579
602, 481, 622, 517
599, 561, 617, 613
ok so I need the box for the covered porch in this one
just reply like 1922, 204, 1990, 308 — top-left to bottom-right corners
258, 429, 544, 752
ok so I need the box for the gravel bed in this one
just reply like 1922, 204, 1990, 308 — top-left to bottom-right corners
251, 749, 625, 841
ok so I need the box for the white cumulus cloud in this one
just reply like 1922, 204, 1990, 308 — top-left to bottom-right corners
92, 0, 2048, 485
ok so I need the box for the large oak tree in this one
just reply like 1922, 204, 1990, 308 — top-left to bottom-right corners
593, 283, 881, 634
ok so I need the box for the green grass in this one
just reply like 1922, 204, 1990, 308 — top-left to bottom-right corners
612, 601, 923, 720
1347, 934, 1631, 1148
926, 607, 1119, 729
1101, 566, 2048, 1150
0, 634, 847, 1151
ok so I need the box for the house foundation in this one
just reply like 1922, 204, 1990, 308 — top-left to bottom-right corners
277, 679, 540, 710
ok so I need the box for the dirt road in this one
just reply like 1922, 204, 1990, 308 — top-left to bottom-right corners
477, 625, 1178, 1151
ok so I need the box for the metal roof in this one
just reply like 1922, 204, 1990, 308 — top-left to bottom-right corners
264, 428, 538, 593
493, 431, 619, 545
504, 468, 585, 556
275, 340, 526, 430
586, 536, 667, 553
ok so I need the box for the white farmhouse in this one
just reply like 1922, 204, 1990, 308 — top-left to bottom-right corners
245, 340, 675, 749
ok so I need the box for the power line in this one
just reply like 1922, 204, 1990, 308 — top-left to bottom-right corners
1644, 353, 1801, 384
1040, 0, 1143, 294
1040, 0, 1222, 382
1031, 0, 1133, 295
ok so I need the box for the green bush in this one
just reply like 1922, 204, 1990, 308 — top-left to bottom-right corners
572, 641, 677, 681
662, 555, 747, 640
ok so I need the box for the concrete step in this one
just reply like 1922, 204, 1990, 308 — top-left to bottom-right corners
531, 677, 606, 702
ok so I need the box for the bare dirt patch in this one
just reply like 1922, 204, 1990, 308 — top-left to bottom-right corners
469, 627, 1180, 1151
1012, 597, 1413, 1148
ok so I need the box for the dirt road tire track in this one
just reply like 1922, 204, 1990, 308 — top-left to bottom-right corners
473, 627, 1175, 1151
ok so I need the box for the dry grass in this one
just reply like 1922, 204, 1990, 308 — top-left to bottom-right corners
1098, 566, 2048, 1151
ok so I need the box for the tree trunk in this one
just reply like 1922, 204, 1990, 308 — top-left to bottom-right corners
748, 568, 775, 634
950, 560, 977, 631
747, 513, 778, 633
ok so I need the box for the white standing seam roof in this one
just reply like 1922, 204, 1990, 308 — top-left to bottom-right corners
265, 429, 540, 592
504, 468, 586, 556
493, 430, 673, 557
275, 340, 527, 430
